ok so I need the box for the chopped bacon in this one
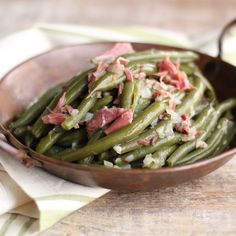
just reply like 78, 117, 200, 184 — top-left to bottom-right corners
124, 68, 134, 81
134, 72, 146, 80
105, 109, 133, 135
158, 57, 193, 90
114, 82, 124, 105
181, 114, 190, 121
138, 139, 150, 146
116, 57, 129, 65
41, 92, 77, 125
93, 43, 134, 62
54, 92, 66, 113
86, 107, 127, 137
65, 105, 74, 114
195, 130, 204, 138
175, 114, 191, 134
154, 89, 172, 100
169, 101, 177, 110
88, 62, 108, 91
151, 136, 158, 145
42, 113, 68, 125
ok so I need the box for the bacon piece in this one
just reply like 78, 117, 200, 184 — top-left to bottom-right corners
114, 82, 124, 105
54, 92, 66, 113
134, 72, 146, 80
64, 105, 74, 114
93, 43, 134, 62
86, 107, 127, 137
175, 114, 191, 134
158, 57, 193, 90
42, 113, 68, 125
151, 136, 158, 145
105, 110, 133, 135
138, 139, 150, 146
116, 57, 129, 65
88, 62, 108, 91
124, 68, 134, 81
195, 130, 204, 138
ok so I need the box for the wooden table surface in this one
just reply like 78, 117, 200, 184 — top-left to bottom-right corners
0, 0, 235, 235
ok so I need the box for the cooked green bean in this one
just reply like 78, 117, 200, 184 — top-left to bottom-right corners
31, 70, 90, 138
213, 124, 236, 156
57, 128, 87, 147
61, 100, 167, 161
122, 50, 198, 62
90, 95, 113, 113
36, 126, 65, 154
115, 75, 206, 155
169, 98, 236, 166
61, 96, 97, 130
88, 64, 139, 95
45, 145, 64, 156
131, 80, 142, 112
13, 126, 28, 138
121, 80, 135, 108
24, 132, 36, 148
143, 145, 178, 169
10, 86, 60, 129
116, 134, 181, 165
177, 118, 233, 165
10, 45, 235, 169
134, 98, 151, 117
80, 129, 104, 164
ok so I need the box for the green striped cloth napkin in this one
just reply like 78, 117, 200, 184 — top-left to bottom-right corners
0, 24, 235, 236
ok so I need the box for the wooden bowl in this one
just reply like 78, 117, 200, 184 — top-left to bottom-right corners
0, 40, 235, 191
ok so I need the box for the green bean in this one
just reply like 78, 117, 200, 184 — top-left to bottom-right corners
143, 145, 178, 169
115, 75, 206, 155
13, 126, 28, 138
10, 86, 60, 129
213, 124, 236, 155
167, 106, 215, 166
24, 132, 36, 148
61, 96, 97, 130
36, 126, 65, 154
167, 99, 236, 166
131, 80, 142, 112
169, 98, 236, 166
175, 74, 205, 115
88, 64, 139, 95
90, 95, 113, 113
177, 118, 233, 165
134, 98, 151, 117
80, 129, 104, 164
88, 62, 158, 96
122, 50, 198, 63
121, 80, 135, 108
116, 134, 182, 165
61, 100, 167, 162
31, 70, 90, 138
57, 128, 87, 147
45, 145, 64, 156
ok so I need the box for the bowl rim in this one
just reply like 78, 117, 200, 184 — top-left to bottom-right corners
1, 41, 236, 174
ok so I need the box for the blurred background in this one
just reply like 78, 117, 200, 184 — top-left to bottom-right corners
0, 0, 235, 37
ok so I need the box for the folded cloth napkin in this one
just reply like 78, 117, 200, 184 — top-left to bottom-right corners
0, 24, 235, 236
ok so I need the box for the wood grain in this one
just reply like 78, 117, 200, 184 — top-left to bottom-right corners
41, 157, 236, 236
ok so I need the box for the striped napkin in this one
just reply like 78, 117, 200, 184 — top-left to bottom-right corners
0, 24, 235, 236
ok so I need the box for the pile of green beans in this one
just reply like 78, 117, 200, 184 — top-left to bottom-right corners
10, 48, 236, 169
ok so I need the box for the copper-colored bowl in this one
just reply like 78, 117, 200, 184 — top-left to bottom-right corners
0, 22, 236, 191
